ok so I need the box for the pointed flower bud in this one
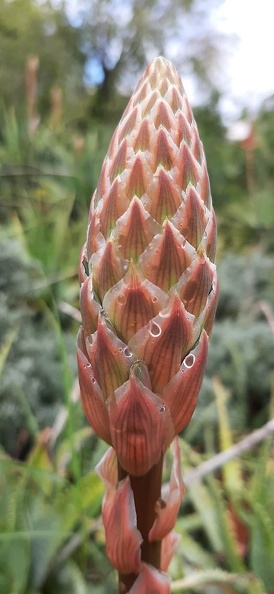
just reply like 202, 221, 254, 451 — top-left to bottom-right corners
96, 449, 142, 574
149, 437, 185, 542
161, 531, 181, 573
109, 362, 174, 476
78, 55, 218, 476
128, 562, 171, 594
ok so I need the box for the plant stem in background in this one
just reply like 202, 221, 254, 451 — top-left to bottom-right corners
25, 56, 40, 135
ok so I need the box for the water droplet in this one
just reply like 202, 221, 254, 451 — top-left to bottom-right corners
91, 377, 96, 383
159, 405, 166, 413
123, 264, 128, 271
85, 362, 92, 368
149, 321, 161, 337
124, 346, 133, 358
204, 230, 208, 239
152, 296, 158, 303
119, 347, 123, 353
184, 354, 196, 369
118, 294, 125, 305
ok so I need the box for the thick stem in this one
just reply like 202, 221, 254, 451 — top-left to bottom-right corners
118, 456, 163, 593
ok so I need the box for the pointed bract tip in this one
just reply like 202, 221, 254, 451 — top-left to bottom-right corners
128, 562, 171, 594
102, 475, 142, 574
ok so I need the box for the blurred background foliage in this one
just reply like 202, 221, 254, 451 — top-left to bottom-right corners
0, 0, 274, 592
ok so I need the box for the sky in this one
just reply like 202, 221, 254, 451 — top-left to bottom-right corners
214, 0, 274, 120
64, 0, 274, 122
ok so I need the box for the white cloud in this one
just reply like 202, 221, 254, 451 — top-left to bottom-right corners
216, 0, 274, 117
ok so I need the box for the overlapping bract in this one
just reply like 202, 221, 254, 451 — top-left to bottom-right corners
95, 439, 183, 587
77, 56, 218, 478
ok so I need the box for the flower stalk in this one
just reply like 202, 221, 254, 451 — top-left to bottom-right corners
78, 56, 218, 592
117, 457, 163, 592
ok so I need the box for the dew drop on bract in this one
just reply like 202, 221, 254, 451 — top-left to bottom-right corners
183, 353, 196, 369
124, 346, 133, 358
86, 335, 94, 346
148, 321, 161, 337
118, 294, 126, 305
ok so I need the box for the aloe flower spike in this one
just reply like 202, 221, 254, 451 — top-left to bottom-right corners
78, 56, 218, 593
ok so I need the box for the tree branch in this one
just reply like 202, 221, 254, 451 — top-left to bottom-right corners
184, 417, 274, 486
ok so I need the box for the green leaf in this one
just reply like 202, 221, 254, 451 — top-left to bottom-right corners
188, 477, 244, 573
176, 527, 216, 570
187, 480, 224, 552
248, 442, 274, 590
213, 376, 243, 494
0, 464, 31, 594
0, 539, 30, 594
171, 569, 265, 593
44, 560, 87, 594
0, 327, 18, 378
